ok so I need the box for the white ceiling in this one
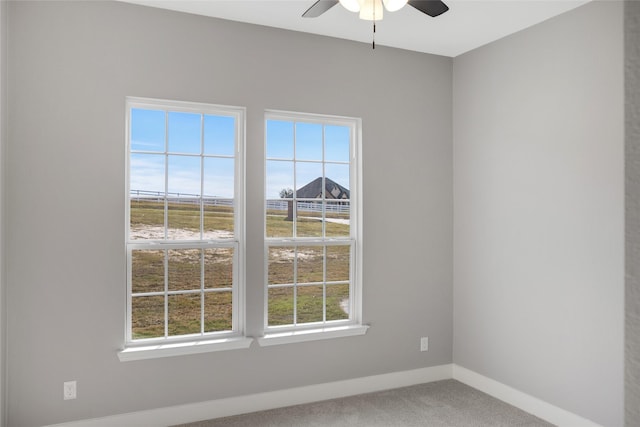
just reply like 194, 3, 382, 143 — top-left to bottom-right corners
119, 0, 591, 57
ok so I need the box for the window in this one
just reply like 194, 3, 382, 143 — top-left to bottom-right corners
120, 98, 249, 360
262, 111, 366, 344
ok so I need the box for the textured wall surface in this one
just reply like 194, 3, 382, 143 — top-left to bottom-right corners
626, 2, 640, 426
0, 1, 6, 425
453, 2, 624, 426
6, 2, 453, 426
6, 1, 632, 426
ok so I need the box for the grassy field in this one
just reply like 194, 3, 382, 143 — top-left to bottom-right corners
130, 200, 351, 339
130, 200, 234, 239
266, 205, 350, 238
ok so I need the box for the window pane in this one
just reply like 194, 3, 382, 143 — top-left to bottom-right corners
296, 201, 322, 238
131, 108, 165, 152
168, 293, 201, 336
325, 201, 350, 238
268, 287, 294, 326
203, 157, 234, 198
204, 291, 232, 332
130, 153, 165, 194
168, 155, 201, 197
168, 249, 201, 292
297, 285, 323, 324
130, 153, 165, 240
168, 155, 201, 240
266, 160, 294, 200
203, 157, 234, 238
204, 115, 235, 156
266, 199, 293, 238
132, 295, 164, 339
130, 200, 165, 240
296, 163, 323, 197
266, 120, 294, 159
325, 125, 350, 162
167, 203, 201, 240
326, 245, 350, 282
131, 250, 165, 294
203, 200, 234, 239
324, 163, 350, 194
326, 284, 349, 321
268, 247, 294, 285
204, 248, 233, 289
168, 112, 201, 154
295, 122, 322, 161
297, 246, 323, 283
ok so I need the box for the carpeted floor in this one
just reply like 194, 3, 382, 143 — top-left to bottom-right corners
174, 379, 555, 427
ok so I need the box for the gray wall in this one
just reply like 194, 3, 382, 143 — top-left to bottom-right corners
5, 2, 453, 425
453, 2, 624, 427
1, 0, 6, 425
7, 1, 632, 427
626, 2, 640, 426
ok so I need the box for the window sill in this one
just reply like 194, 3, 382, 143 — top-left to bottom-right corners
257, 324, 369, 347
118, 336, 253, 362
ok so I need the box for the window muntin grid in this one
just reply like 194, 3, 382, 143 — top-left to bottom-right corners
126, 98, 244, 344
265, 111, 359, 331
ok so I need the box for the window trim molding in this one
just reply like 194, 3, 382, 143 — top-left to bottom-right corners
122, 97, 247, 357
118, 336, 254, 362
258, 324, 369, 347
262, 110, 365, 342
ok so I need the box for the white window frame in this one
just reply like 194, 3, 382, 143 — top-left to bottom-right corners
259, 110, 367, 346
119, 97, 251, 361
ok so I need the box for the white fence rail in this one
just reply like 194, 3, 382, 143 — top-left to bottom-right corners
130, 190, 349, 214
266, 200, 350, 214
130, 190, 233, 207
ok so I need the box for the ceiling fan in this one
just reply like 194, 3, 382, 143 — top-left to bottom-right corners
302, 0, 449, 20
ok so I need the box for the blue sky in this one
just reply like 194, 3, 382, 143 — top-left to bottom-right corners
130, 109, 235, 198
266, 120, 351, 199
130, 109, 350, 199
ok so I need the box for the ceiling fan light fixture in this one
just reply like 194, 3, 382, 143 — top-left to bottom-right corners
382, 0, 408, 12
359, 0, 384, 20
339, 0, 361, 13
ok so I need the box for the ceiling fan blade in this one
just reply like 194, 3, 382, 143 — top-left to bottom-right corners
302, 0, 339, 18
408, 0, 449, 17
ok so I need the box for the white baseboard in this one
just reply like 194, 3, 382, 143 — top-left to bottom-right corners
45, 364, 453, 427
452, 364, 602, 427
46, 363, 599, 427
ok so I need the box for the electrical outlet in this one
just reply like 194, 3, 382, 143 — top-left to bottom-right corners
63, 381, 77, 400
420, 337, 429, 352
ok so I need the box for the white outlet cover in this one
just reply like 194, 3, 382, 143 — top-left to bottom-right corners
420, 337, 429, 352
64, 381, 77, 400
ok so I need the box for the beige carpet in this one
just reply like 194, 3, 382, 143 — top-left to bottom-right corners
174, 380, 554, 427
